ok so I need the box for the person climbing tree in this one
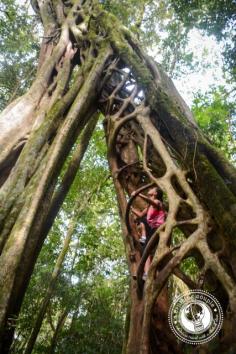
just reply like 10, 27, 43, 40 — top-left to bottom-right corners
131, 187, 166, 278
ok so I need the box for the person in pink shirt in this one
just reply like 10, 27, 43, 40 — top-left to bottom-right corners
131, 187, 166, 279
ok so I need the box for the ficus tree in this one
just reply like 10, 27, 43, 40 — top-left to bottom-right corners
0, 1, 236, 354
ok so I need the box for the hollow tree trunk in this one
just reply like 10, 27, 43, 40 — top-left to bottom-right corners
98, 27, 236, 354
0, 1, 236, 353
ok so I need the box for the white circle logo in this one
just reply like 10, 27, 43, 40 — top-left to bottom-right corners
168, 290, 223, 345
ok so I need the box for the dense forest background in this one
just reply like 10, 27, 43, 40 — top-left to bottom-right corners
0, 0, 235, 353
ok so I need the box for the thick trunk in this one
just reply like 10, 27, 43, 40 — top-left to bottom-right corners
0, 63, 109, 350
0, 25, 71, 183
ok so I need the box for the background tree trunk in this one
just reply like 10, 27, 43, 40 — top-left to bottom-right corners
48, 308, 69, 354
24, 175, 103, 354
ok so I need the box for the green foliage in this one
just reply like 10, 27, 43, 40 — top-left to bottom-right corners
171, 229, 200, 281
192, 87, 236, 162
172, 0, 236, 37
171, 0, 236, 80
102, 0, 194, 78
0, 0, 39, 110
179, 256, 200, 281
57, 276, 127, 354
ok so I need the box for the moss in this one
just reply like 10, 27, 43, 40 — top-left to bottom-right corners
95, 9, 153, 90
94, 5, 200, 134
195, 153, 236, 241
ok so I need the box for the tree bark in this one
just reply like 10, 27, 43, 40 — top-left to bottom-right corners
48, 307, 69, 354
